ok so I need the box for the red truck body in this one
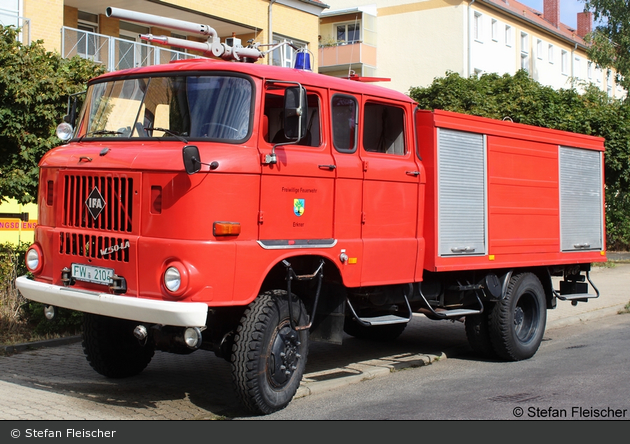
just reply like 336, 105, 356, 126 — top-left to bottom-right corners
16, 9, 606, 416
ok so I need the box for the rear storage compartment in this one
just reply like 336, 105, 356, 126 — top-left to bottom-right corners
416, 109, 606, 272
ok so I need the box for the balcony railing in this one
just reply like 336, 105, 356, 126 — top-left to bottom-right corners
318, 42, 376, 69
0, 12, 30, 44
61, 27, 205, 72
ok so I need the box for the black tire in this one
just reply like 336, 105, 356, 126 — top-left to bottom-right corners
82, 314, 155, 378
464, 310, 497, 359
231, 290, 309, 415
344, 317, 407, 341
488, 273, 547, 361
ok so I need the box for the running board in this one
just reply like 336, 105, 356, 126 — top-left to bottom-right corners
418, 288, 484, 320
346, 295, 413, 327
553, 270, 600, 306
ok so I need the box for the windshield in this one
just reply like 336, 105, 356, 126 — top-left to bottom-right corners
74, 75, 253, 141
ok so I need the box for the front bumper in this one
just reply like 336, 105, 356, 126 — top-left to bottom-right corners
16, 276, 208, 327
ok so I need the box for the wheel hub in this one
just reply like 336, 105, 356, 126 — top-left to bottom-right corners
514, 306, 524, 327
269, 325, 301, 388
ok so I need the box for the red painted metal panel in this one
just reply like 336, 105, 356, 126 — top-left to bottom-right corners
416, 109, 606, 273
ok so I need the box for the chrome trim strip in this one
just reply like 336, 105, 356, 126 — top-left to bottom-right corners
257, 239, 337, 250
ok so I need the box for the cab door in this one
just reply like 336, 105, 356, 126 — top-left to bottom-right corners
359, 99, 420, 285
258, 83, 336, 247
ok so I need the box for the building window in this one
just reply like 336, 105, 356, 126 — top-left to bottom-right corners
521, 54, 529, 72
77, 11, 99, 60
520, 33, 529, 72
561, 50, 568, 75
548, 44, 554, 64
574, 57, 581, 79
537, 39, 543, 60
272, 34, 307, 68
335, 22, 361, 44
588, 61, 593, 79
474, 12, 482, 42
491, 19, 498, 41
505, 25, 512, 47
607, 70, 613, 96
0, 0, 20, 27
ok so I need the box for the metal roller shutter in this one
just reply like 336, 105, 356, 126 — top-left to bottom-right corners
437, 128, 487, 256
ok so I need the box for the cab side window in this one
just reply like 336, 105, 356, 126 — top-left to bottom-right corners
263, 88, 321, 147
331, 94, 358, 153
363, 102, 405, 155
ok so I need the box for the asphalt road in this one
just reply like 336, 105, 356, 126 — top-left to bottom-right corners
0, 264, 628, 420
250, 312, 630, 420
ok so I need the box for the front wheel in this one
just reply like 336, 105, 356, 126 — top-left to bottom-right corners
488, 273, 547, 361
82, 314, 155, 378
231, 290, 309, 415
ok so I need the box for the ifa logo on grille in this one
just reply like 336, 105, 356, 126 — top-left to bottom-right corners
86, 187, 106, 219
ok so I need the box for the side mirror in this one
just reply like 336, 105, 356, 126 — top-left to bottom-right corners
283, 86, 308, 140
182, 145, 201, 175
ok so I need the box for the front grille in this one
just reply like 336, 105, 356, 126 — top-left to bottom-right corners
59, 232, 130, 263
62, 174, 134, 233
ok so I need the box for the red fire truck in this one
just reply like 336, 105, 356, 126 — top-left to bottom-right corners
16, 7, 606, 415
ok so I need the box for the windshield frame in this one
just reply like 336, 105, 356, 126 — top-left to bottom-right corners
72, 71, 256, 144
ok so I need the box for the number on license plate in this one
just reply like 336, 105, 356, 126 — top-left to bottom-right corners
71, 263, 114, 286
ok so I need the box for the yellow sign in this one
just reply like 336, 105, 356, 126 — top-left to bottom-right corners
0, 199, 38, 244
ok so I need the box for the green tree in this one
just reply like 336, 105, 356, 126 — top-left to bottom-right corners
583, 0, 630, 93
409, 70, 630, 250
0, 25, 105, 204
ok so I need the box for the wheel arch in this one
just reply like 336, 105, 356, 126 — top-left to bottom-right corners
495, 267, 554, 309
259, 254, 342, 296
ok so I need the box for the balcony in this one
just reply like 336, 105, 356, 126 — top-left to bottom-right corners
318, 42, 376, 76
61, 27, 205, 72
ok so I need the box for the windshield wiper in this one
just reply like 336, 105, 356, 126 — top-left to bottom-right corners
144, 126, 189, 144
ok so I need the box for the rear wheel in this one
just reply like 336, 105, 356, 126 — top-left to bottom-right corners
231, 290, 309, 415
488, 273, 546, 361
82, 314, 155, 378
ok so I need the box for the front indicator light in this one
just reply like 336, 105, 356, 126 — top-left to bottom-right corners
164, 267, 181, 292
213, 221, 241, 236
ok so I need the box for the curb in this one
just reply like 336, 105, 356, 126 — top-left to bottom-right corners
546, 304, 628, 331
1, 335, 82, 355
296, 352, 446, 399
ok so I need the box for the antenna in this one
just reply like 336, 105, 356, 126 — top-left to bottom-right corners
347, 15, 359, 78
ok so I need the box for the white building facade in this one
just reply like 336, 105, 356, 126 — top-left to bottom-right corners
320, 0, 624, 98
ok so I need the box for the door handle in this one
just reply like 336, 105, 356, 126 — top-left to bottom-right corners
318, 164, 336, 171
406, 171, 420, 176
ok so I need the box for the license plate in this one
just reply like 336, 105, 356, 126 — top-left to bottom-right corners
71, 263, 114, 286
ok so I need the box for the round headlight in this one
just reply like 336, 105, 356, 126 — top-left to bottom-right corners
164, 267, 181, 292
56, 122, 74, 142
26, 248, 40, 272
